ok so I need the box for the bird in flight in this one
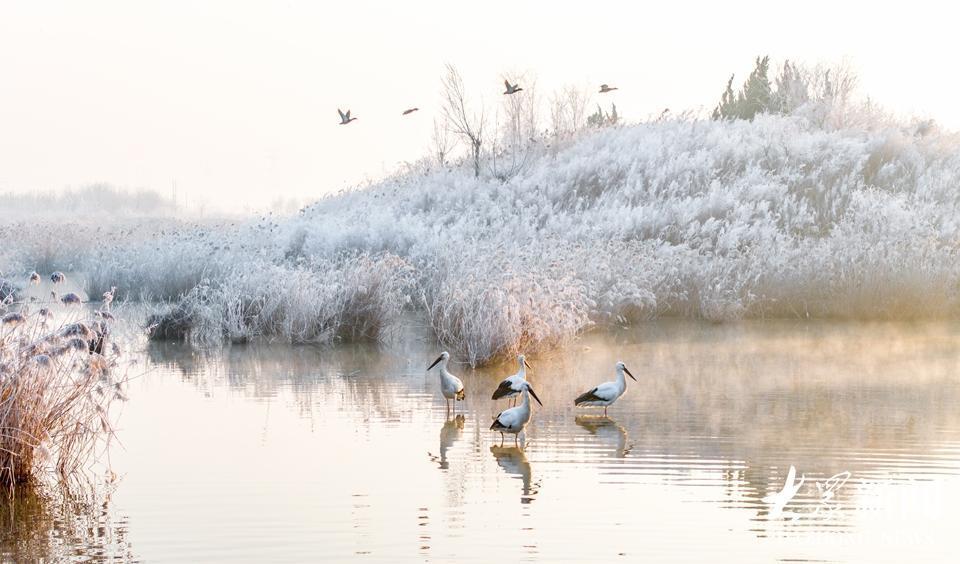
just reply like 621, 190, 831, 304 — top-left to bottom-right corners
338, 109, 357, 125
503, 80, 523, 95
599, 84, 618, 93
402, 107, 419, 115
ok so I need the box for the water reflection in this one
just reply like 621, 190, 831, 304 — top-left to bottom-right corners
490, 446, 538, 503
59, 320, 960, 560
575, 415, 632, 457
434, 415, 464, 470
0, 481, 134, 561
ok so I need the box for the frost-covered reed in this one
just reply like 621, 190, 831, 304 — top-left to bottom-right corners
147, 253, 415, 345
5, 108, 960, 365
0, 302, 125, 486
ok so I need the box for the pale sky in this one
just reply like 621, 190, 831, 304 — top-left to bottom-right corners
1, 1, 957, 212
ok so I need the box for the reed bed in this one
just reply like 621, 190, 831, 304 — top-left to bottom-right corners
0, 294, 125, 487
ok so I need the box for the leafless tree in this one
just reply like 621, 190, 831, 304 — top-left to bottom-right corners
501, 74, 539, 147
490, 73, 547, 181
812, 62, 858, 105
550, 85, 590, 139
441, 64, 486, 177
431, 118, 457, 168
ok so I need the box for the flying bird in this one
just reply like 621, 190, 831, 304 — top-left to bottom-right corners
503, 80, 523, 95
338, 109, 357, 125
29, 272, 41, 285
402, 107, 419, 115
491, 354, 532, 406
50, 271, 66, 284
490, 381, 542, 448
599, 84, 618, 93
574, 361, 637, 415
427, 351, 465, 413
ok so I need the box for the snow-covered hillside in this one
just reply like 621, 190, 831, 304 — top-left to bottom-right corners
4, 112, 960, 365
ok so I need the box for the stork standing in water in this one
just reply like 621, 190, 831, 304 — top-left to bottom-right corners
427, 351, 465, 414
574, 361, 637, 415
491, 354, 532, 406
490, 382, 542, 448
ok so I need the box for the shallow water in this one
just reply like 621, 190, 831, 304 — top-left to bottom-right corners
4, 320, 960, 562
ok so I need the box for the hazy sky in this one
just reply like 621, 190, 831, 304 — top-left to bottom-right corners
1, 1, 957, 211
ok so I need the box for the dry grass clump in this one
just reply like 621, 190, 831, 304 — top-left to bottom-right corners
145, 303, 196, 341
0, 302, 125, 487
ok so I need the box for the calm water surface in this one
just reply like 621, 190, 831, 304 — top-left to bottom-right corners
3, 320, 960, 562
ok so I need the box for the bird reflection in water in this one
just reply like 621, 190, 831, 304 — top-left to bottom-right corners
438, 414, 465, 469
575, 415, 632, 457
490, 445, 539, 503
430, 414, 464, 470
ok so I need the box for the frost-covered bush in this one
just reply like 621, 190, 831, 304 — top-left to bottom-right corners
422, 241, 592, 366
5, 109, 960, 364
148, 253, 415, 345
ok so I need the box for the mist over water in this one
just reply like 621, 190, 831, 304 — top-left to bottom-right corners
4, 319, 959, 562
5, 5, 960, 561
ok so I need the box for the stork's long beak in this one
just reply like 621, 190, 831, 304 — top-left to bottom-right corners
427, 355, 443, 371
624, 366, 637, 381
523, 358, 532, 370
527, 386, 543, 407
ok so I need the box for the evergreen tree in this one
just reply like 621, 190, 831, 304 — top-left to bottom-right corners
587, 103, 619, 127
739, 56, 771, 119
712, 56, 773, 120
712, 74, 739, 120
772, 60, 808, 114
587, 104, 605, 127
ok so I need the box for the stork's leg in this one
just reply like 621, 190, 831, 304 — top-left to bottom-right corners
514, 434, 519, 448
604, 406, 608, 416
499, 432, 504, 447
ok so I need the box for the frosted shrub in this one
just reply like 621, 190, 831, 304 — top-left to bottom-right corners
422, 242, 592, 366
152, 253, 415, 345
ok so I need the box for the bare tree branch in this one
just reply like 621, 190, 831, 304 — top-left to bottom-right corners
441, 64, 485, 177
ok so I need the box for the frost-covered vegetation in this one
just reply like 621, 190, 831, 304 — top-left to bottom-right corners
2, 59, 959, 365
0, 290, 125, 486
